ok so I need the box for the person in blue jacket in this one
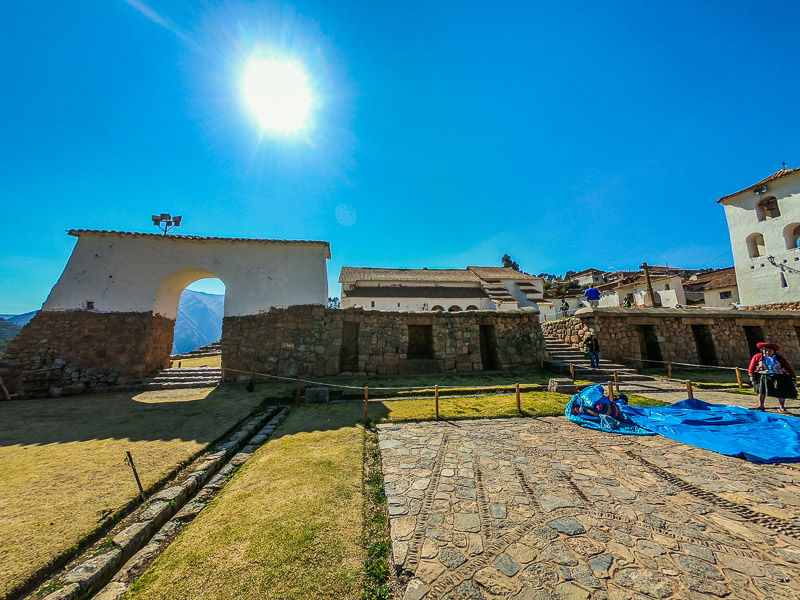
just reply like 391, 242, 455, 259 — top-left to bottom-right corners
583, 284, 601, 307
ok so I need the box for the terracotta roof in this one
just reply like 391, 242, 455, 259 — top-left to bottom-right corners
344, 286, 488, 299
692, 267, 738, 290
717, 167, 800, 203
597, 274, 681, 292
339, 267, 479, 284
68, 230, 332, 258
466, 266, 540, 281
571, 268, 606, 277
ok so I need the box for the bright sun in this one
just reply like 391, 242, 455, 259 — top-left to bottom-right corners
243, 58, 312, 132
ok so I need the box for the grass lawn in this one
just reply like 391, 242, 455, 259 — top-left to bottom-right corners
640, 367, 744, 386
172, 355, 221, 368
0, 386, 265, 600
124, 388, 666, 600
247, 370, 561, 402
125, 403, 366, 600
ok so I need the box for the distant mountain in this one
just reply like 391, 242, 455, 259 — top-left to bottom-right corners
173, 290, 224, 354
0, 318, 22, 343
1, 311, 37, 326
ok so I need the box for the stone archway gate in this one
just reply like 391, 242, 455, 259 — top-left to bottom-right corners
5, 230, 331, 397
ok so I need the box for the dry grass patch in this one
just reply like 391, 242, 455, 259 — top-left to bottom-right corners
125, 403, 365, 600
172, 355, 221, 368
0, 386, 264, 599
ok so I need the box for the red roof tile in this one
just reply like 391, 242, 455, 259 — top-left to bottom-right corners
717, 168, 800, 203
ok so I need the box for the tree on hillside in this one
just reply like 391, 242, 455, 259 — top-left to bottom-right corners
327, 297, 341, 309
565, 270, 577, 280
501, 254, 521, 271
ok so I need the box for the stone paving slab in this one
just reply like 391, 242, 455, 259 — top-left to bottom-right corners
378, 417, 800, 599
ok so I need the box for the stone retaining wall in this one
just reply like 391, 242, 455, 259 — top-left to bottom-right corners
3, 310, 174, 397
749, 301, 800, 311
543, 308, 800, 369
221, 305, 544, 378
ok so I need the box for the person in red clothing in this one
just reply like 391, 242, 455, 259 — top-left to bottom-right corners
748, 342, 797, 413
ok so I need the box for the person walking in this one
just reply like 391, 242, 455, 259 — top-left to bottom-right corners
584, 332, 600, 369
583, 285, 601, 308
560, 299, 569, 319
748, 342, 797, 413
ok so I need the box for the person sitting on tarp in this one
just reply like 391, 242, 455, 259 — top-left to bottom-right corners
565, 384, 653, 435
749, 342, 797, 413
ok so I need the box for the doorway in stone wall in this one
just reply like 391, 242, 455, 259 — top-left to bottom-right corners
479, 324, 499, 370
636, 325, 663, 367
340, 321, 360, 372
408, 325, 434, 359
743, 325, 765, 358
172, 278, 226, 355
691, 324, 718, 366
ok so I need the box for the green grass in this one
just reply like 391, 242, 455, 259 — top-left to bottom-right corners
640, 367, 742, 385
124, 404, 366, 600
0, 386, 265, 600
239, 370, 557, 402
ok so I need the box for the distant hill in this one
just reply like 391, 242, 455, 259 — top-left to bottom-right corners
0, 311, 37, 326
0, 318, 23, 355
173, 290, 224, 354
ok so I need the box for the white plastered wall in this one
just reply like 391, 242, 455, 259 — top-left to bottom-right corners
722, 173, 800, 305
342, 297, 494, 311
703, 286, 740, 307
43, 233, 330, 318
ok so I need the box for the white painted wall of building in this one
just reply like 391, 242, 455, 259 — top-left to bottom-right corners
43, 233, 330, 318
503, 281, 543, 306
722, 172, 800, 305
342, 296, 494, 311
703, 286, 740, 307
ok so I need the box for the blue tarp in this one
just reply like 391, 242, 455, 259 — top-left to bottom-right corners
621, 398, 800, 464
567, 385, 800, 463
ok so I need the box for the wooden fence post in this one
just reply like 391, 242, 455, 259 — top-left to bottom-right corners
435, 385, 440, 420
364, 387, 369, 423
667, 362, 673, 379
125, 451, 146, 502
613, 370, 620, 395
607, 381, 614, 400
569, 364, 575, 379
296, 377, 301, 406
735, 367, 743, 389
686, 380, 694, 399
516, 383, 521, 414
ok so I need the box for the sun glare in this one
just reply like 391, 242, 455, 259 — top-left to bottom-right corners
243, 58, 312, 132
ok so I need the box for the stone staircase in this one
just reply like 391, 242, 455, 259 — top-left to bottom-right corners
142, 366, 222, 390
543, 336, 652, 382
480, 280, 517, 307
171, 341, 221, 361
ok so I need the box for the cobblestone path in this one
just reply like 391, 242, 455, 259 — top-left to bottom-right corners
379, 418, 800, 599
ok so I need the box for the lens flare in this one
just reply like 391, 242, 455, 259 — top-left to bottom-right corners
243, 58, 312, 132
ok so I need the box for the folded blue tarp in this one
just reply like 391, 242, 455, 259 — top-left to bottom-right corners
620, 398, 800, 464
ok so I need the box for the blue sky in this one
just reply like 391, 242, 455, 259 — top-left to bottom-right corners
2, 1, 799, 313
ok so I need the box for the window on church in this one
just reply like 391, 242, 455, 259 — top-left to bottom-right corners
747, 233, 766, 258
756, 196, 780, 221
784, 223, 800, 249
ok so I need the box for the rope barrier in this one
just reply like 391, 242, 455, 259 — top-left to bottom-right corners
222, 368, 541, 393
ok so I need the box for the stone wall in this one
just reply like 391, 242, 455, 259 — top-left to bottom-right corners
543, 308, 800, 369
3, 310, 174, 397
221, 305, 544, 378
749, 302, 800, 311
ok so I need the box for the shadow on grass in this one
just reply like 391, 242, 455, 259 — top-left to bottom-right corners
0, 385, 273, 447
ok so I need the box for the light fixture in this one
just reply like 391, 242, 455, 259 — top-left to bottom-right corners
152, 213, 183, 235
754, 185, 768, 195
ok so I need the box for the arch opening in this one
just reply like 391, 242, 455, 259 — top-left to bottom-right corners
784, 223, 800, 249
173, 278, 227, 355
448, 305, 462, 312
746, 233, 766, 258
756, 196, 781, 221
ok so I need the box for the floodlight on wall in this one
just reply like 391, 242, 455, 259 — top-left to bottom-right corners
754, 185, 768, 195
152, 213, 183, 235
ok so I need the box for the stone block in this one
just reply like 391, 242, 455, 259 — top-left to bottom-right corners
305, 387, 329, 403
63, 549, 122, 590
548, 378, 578, 394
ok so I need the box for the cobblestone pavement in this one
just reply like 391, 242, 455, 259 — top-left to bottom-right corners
379, 417, 800, 599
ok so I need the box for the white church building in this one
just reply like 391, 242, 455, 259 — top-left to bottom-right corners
718, 166, 800, 305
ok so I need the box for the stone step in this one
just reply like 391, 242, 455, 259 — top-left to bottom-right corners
142, 379, 221, 390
